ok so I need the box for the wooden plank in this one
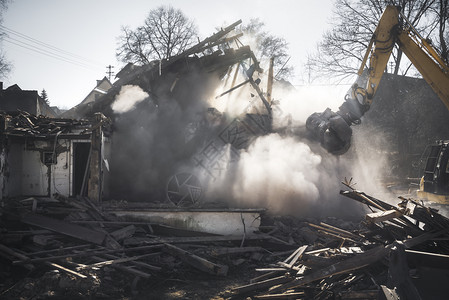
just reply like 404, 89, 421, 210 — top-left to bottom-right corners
274, 245, 389, 292
0, 243, 34, 270
47, 262, 87, 279
211, 246, 265, 256
0, 243, 85, 278
110, 225, 136, 241
319, 222, 364, 241
163, 243, 228, 276
53, 194, 89, 211
340, 190, 421, 232
250, 271, 281, 284
83, 196, 115, 222
283, 245, 307, 268
338, 290, 379, 299
275, 262, 301, 271
91, 255, 151, 279
254, 292, 305, 299
366, 210, 403, 224
309, 223, 359, 241
405, 249, 449, 269
316, 230, 361, 245
21, 213, 106, 245
282, 245, 304, 263
14, 244, 163, 264
300, 254, 342, 269
380, 285, 400, 300
274, 230, 446, 293
231, 275, 293, 295
83, 253, 156, 269
255, 268, 289, 272
101, 253, 162, 272
26, 244, 92, 256
123, 234, 271, 246
304, 248, 330, 255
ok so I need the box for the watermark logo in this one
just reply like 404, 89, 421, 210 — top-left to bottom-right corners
166, 172, 202, 206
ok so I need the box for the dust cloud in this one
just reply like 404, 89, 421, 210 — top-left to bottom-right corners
200, 83, 393, 218
107, 65, 392, 219
112, 85, 149, 114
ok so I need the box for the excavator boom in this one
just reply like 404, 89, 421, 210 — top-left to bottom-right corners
306, 5, 449, 154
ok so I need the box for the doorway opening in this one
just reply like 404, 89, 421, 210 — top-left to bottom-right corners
73, 142, 91, 196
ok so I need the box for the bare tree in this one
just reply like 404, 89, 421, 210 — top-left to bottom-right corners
306, 0, 446, 83
238, 19, 293, 80
0, 0, 11, 79
116, 5, 198, 65
431, 0, 449, 62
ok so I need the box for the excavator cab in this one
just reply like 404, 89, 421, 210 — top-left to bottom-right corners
418, 140, 449, 204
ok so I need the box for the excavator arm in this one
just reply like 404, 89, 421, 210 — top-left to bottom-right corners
306, 5, 449, 154
397, 29, 449, 110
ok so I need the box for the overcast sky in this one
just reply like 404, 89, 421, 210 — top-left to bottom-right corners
2, 0, 336, 109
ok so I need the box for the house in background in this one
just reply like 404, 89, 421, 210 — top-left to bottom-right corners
0, 82, 57, 117
79, 76, 113, 106
62, 77, 112, 118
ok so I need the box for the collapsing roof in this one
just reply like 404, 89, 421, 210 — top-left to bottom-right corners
61, 20, 277, 204
64, 20, 270, 119
0, 110, 94, 138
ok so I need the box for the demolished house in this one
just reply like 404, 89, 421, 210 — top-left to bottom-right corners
62, 20, 276, 209
0, 111, 111, 201
2, 18, 449, 300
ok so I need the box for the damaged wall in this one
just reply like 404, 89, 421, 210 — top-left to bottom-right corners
0, 111, 112, 201
0, 137, 90, 198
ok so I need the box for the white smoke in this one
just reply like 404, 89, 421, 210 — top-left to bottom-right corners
112, 85, 149, 114
273, 84, 351, 125
199, 83, 393, 217
232, 134, 322, 209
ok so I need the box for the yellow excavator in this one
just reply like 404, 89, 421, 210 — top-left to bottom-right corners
306, 5, 449, 203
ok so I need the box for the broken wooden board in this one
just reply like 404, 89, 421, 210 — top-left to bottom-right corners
110, 225, 136, 241
231, 275, 293, 295
21, 213, 106, 245
273, 230, 447, 293
366, 209, 403, 224
211, 246, 266, 256
253, 291, 305, 299
163, 243, 228, 276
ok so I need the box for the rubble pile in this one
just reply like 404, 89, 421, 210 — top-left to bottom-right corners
0, 194, 273, 298
228, 184, 449, 299
1, 183, 449, 299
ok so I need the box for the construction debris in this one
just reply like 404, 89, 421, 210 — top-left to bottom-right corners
0, 193, 272, 298
1, 13, 449, 300
1, 183, 449, 298
227, 184, 449, 300
0, 110, 93, 137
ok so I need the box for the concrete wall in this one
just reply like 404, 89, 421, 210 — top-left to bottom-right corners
50, 140, 71, 196
0, 138, 91, 199
102, 135, 112, 199
21, 146, 48, 196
